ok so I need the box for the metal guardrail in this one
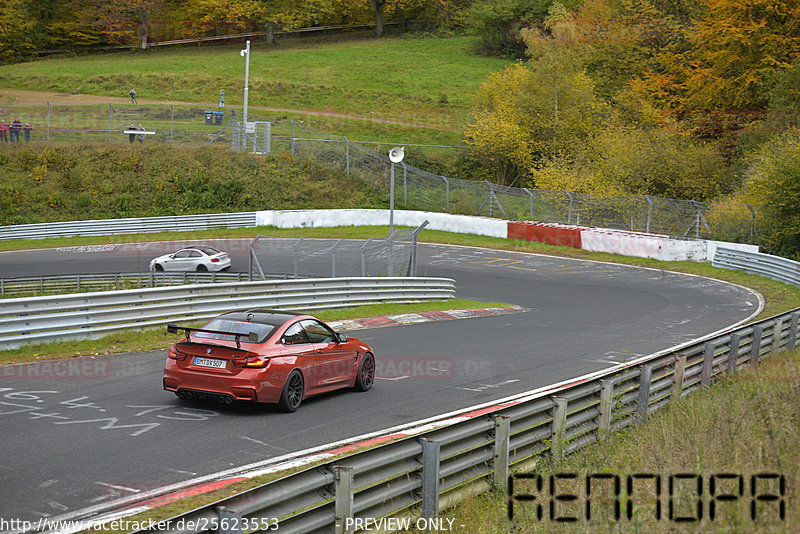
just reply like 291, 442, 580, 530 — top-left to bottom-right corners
0, 212, 256, 241
714, 247, 800, 287
0, 277, 455, 350
125, 307, 798, 534
0, 271, 274, 297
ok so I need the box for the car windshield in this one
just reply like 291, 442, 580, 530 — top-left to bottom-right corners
193, 319, 274, 343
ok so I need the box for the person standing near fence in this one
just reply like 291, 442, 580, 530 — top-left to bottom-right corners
138, 124, 146, 143
0, 120, 7, 142
127, 124, 136, 144
9, 118, 22, 142
23, 123, 32, 143
130, 88, 137, 104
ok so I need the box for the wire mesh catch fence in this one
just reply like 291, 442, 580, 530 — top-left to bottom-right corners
3, 102, 757, 242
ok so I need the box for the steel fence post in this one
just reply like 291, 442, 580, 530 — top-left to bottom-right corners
420, 439, 440, 518
645, 195, 653, 233
47, 102, 51, 144
493, 415, 511, 488
216, 507, 242, 534
751, 325, 763, 369
108, 103, 112, 143
701, 342, 715, 387
403, 162, 407, 207
410, 221, 429, 278
747, 204, 756, 242
636, 364, 653, 421
598, 379, 614, 439
523, 188, 534, 219
771, 318, 784, 357
441, 176, 450, 213
345, 137, 350, 178
290, 118, 295, 157
170, 105, 174, 144
551, 396, 568, 463
293, 237, 304, 278
361, 238, 373, 277
334, 466, 354, 534
332, 239, 342, 278
728, 333, 741, 375
789, 312, 800, 350
565, 191, 574, 224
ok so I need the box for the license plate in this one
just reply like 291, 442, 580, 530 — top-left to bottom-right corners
194, 357, 226, 369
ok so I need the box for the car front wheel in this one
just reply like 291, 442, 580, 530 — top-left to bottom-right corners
278, 370, 304, 412
354, 353, 375, 392
154, 264, 164, 271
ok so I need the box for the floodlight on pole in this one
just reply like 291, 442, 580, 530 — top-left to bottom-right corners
240, 40, 250, 150
388, 147, 405, 234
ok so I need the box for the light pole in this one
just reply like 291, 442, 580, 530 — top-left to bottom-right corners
388, 147, 405, 234
240, 40, 250, 151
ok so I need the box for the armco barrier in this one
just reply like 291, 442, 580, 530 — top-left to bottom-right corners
0, 212, 257, 241
0, 277, 455, 350
714, 247, 800, 287
121, 306, 799, 534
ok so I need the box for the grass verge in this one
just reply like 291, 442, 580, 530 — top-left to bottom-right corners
0, 299, 509, 365
404, 347, 800, 533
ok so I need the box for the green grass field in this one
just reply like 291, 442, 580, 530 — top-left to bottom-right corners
0, 36, 510, 130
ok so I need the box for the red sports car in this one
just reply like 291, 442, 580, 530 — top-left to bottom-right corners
163, 309, 375, 412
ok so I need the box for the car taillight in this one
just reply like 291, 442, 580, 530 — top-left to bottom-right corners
233, 356, 270, 368
211, 258, 220, 262
168, 347, 187, 361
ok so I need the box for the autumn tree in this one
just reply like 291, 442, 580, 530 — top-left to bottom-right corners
632, 0, 800, 121
465, 60, 602, 186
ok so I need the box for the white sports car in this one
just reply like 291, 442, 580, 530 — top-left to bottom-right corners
150, 246, 232, 272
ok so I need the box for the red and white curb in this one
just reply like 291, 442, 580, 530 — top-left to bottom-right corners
327, 305, 529, 332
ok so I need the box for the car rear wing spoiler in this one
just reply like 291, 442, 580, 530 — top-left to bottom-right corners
167, 323, 258, 349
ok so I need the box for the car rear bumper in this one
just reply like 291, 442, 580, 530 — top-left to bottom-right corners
164, 364, 283, 403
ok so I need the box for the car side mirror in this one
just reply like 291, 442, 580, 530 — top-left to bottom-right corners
337, 333, 348, 343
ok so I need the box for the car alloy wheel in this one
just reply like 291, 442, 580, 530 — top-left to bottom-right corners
279, 370, 304, 412
354, 353, 375, 392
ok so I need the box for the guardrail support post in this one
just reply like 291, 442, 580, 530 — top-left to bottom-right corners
551, 396, 568, 463
789, 312, 800, 350
493, 415, 511, 488
728, 333, 741, 375
771, 318, 784, 357
216, 507, 242, 534
751, 325, 763, 369
421, 439, 440, 518
636, 364, 653, 421
334, 466, 354, 534
701, 342, 715, 387
598, 380, 614, 439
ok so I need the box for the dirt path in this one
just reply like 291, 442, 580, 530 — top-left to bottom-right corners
0, 89, 460, 132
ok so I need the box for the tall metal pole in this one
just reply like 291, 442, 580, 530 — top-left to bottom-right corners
241, 40, 251, 151
389, 162, 395, 235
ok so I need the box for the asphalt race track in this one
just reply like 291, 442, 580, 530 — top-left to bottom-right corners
0, 239, 761, 524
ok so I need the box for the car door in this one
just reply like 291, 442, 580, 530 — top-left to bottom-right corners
302, 319, 357, 387
165, 250, 194, 271
280, 322, 319, 388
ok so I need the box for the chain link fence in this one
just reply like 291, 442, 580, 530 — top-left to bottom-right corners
252, 228, 424, 279
1, 102, 756, 242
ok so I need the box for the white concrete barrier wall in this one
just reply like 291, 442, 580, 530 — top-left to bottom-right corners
255, 209, 508, 239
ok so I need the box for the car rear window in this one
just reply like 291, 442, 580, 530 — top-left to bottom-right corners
194, 319, 274, 343
197, 246, 221, 255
